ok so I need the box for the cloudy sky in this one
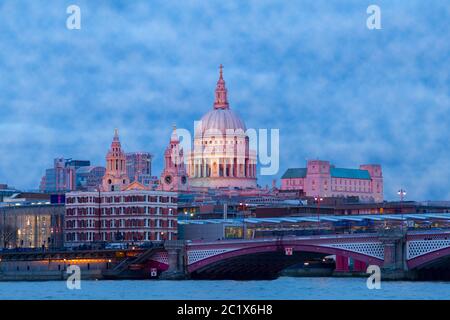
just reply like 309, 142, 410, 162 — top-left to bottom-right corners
0, 0, 448, 200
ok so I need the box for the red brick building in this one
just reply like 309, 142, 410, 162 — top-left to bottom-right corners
64, 189, 178, 247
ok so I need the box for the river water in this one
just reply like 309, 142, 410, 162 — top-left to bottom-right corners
0, 277, 449, 300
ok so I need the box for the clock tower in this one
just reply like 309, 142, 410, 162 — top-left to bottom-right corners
159, 125, 188, 192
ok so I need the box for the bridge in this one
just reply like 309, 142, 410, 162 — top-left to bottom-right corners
1, 228, 450, 280
148, 228, 450, 280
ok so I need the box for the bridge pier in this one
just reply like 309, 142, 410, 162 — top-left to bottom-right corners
335, 255, 349, 272
160, 240, 188, 280
334, 256, 367, 274
353, 260, 367, 272
378, 228, 416, 280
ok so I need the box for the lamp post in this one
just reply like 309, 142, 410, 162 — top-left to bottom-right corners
243, 204, 247, 239
239, 202, 247, 239
314, 196, 323, 235
398, 189, 406, 231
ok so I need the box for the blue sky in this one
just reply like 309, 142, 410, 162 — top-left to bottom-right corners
0, 0, 449, 200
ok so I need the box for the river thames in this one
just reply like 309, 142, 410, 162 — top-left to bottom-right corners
0, 277, 449, 300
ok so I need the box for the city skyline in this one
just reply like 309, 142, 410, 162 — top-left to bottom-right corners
0, 1, 449, 200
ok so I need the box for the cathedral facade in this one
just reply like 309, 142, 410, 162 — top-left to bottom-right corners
186, 66, 257, 189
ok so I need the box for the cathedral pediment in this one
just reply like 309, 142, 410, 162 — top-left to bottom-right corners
123, 181, 149, 191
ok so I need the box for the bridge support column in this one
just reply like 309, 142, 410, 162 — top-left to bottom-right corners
160, 240, 188, 280
378, 228, 410, 280
335, 255, 349, 272
353, 260, 367, 272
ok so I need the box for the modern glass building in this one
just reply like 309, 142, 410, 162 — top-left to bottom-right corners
126, 152, 153, 186
0, 203, 65, 249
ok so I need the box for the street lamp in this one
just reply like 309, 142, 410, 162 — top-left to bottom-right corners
397, 189, 406, 203
314, 196, 323, 234
398, 189, 406, 231
239, 203, 248, 239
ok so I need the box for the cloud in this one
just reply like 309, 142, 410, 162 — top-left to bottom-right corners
0, 0, 449, 201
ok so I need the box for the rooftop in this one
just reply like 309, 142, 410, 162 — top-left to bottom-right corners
330, 167, 370, 180
281, 168, 307, 179
178, 212, 450, 225
281, 167, 371, 180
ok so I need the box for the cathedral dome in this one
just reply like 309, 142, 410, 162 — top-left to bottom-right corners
187, 65, 257, 189
195, 65, 246, 138
197, 108, 246, 137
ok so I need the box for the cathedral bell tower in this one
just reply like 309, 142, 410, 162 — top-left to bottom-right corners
160, 125, 188, 192
101, 129, 130, 191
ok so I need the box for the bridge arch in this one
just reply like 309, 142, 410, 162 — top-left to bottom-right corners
188, 241, 383, 279
407, 246, 450, 270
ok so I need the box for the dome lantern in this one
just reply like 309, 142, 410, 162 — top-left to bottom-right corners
213, 64, 229, 110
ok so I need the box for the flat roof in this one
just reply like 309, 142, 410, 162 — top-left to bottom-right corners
178, 212, 450, 225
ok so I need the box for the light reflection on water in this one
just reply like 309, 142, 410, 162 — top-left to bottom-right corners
0, 277, 449, 300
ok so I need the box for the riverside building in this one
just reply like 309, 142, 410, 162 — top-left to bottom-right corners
64, 130, 178, 247
64, 189, 178, 246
